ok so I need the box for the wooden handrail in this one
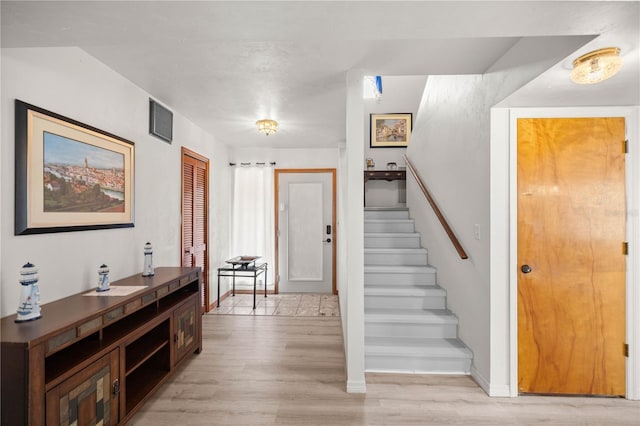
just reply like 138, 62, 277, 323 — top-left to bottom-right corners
403, 155, 468, 260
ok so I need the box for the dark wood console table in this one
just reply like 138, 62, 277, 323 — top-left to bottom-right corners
364, 170, 406, 205
1, 266, 202, 426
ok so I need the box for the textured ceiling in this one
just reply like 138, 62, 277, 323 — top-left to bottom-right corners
2, 1, 638, 148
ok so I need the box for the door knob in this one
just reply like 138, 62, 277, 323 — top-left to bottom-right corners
324, 238, 332, 243
521, 264, 532, 274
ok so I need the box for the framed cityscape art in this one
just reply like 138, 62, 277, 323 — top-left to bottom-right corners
14, 100, 135, 235
370, 113, 412, 148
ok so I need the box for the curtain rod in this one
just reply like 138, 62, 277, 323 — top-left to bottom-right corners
229, 162, 276, 166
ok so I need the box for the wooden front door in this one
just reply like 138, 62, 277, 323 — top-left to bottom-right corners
517, 117, 626, 396
182, 148, 209, 312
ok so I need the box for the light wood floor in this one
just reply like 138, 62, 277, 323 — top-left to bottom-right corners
130, 315, 639, 425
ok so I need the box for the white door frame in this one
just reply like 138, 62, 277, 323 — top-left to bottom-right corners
274, 168, 337, 294
497, 106, 640, 399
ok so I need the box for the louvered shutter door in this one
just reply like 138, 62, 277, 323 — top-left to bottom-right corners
182, 159, 195, 267
182, 151, 210, 312
194, 162, 208, 311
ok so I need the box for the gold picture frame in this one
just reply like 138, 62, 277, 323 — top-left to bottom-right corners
15, 100, 135, 235
370, 113, 412, 148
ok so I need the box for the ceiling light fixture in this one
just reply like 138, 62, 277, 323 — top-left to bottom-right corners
256, 119, 278, 136
570, 47, 623, 85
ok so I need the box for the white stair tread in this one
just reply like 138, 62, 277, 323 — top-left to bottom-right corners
364, 285, 445, 297
365, 337, 472, 358
365, 247, 427, 254
365, 308, 458, 324
365, 219, 413, 223
365, 265, 436, 273
364, 232, 420, 237
364, 207, 409, 211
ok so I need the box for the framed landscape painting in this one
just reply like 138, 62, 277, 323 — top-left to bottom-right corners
370, 113, 412, 148
15, 100, 135, 235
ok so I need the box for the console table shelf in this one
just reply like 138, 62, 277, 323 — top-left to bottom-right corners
125, 321, 170, 375
364, 169, 406, 182
1, 266, 202, 426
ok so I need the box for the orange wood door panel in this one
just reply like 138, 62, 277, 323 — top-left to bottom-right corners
517, 117, 626, 396
182, 158, 195, 268
182, 149, 210, 312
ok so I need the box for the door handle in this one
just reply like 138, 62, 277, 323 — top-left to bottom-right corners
521, 264, 532, 274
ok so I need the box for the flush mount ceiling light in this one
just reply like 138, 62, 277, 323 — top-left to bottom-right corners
570, 47, 623, 84
256, 119, 278, 136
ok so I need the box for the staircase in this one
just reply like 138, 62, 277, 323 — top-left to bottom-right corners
364, 207, 473, 374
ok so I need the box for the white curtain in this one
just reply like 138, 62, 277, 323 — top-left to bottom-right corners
230, 165, 275, 288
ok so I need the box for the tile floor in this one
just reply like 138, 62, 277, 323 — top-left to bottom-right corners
209, 293, 340, 317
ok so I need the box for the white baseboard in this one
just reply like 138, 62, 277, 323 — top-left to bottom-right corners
471, 365, 511, 397
470, 365, 490, 395
489, 384, 511, 397
346, 380, 367, 393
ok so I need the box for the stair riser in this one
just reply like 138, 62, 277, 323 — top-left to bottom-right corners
365, 355, 471, 374
365, 295, 445, 309
365, 222, 415, 233
365, 322, 458, 339
365, 272, 437, 286
364, 210, 410, 220
364, 252, 428, 266
364, 236, 421, 248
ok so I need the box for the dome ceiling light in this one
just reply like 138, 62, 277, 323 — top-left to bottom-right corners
256, 119, 278, 136
570, 47, 623, 85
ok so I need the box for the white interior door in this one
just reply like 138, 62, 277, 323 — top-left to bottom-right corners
278, 171, 334, 293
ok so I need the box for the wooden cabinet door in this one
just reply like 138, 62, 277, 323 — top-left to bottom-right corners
46, 349, 119, 426
174, 300, 199, 364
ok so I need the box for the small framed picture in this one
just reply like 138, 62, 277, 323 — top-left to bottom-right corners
370, 113, 412, 148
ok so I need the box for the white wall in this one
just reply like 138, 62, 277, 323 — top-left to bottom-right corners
405, 35, 592, 394
345, 69, 366, 393
407, 73, 493, 385
1, 47, 231, 316
337, 146, 348, 338
364, 76, 426, 207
